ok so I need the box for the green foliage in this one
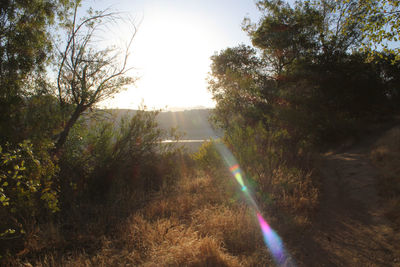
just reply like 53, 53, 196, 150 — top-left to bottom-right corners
209, 0, 399, 146
0, 0, 184, 260
208, 45, 274, 131
221, 120, 317, 212
207, 0, 399, 215
0, 140, 58, 239
280, 52, 391, 143
100, 110, 171, 194
114, 110, 164, 164
59, 109, 181, 205
191, 140, 223, 175
246, 0, 323, 73
23, 95, 65, 142
0, 0, 71, 144
0, 0, 59, 91
338, 0, 400, 62
375, 54, 400, 106
224, 122, 290, 192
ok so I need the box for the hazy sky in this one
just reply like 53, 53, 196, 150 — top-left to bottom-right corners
84, 0, 262, 110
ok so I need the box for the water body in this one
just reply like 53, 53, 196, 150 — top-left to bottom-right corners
161, 138, 221, 152
162, 139, 206, 143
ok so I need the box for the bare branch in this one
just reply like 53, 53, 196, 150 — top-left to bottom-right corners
54, 4, 138, 153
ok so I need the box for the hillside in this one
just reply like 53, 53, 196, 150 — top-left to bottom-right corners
105, 108, 222, 140
157, 109, 221, 140
5, 122, 400, 266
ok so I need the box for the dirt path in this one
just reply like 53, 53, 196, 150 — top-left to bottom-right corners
296, 136, 400, 266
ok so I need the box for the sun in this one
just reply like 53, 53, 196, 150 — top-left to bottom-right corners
101, 4, 218, 110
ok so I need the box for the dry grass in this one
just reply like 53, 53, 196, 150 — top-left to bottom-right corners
11, 174, 260, 266
7, 152, 318, 266
370, 126, 400, 229
141, 175, 231, 221
191, 205, 262, 255
32, 214, 242, 267
371, 127, 400, 175
271, 167, 319, 216
121, 174, 272, 266
122, 215, 241, 266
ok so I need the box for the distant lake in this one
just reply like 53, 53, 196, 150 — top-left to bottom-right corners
161, 139, 219, 152
162, 139, 206, 143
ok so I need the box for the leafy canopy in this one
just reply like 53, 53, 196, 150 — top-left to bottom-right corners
338, 0, 400, 61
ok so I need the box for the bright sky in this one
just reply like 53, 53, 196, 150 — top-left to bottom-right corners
88, 0, 261, 110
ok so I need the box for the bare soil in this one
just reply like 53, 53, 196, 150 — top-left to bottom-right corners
295, 131, 400, 267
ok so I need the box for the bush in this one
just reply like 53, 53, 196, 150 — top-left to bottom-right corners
0, 140, 58, 244
191, 140, 224, 176
59, 109, 182, 206
224, 122, 289, 194
223, 122, 317, 216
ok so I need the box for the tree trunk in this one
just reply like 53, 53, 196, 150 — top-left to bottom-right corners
54, 105, 85, 155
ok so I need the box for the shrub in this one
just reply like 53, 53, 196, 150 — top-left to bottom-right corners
223, 121, 318, 216
224, 122, 289, 194
191, 140, 224, 176
0, 140, 58, 245
59, 109, 183, 207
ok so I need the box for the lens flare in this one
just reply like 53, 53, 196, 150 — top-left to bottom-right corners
257, 212, 287, 265
229, 164, 245, 188
213, 140, 295, 266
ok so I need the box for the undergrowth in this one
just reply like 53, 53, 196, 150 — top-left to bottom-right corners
370, 126, 400, 230
3, 138, 319, 266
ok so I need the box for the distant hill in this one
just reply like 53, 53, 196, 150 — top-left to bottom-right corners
102, 108, 222, 140
157, 109, 221, 140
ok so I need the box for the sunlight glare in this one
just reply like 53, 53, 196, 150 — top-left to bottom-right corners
103, 4, 220, 110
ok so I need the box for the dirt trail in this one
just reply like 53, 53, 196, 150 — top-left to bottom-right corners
296, 134, 400, 266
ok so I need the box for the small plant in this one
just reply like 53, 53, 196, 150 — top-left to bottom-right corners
191, 140, 224, 176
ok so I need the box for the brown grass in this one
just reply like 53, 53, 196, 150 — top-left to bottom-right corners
191, 205, 262, 255
271, 167, 318, 216
123, 215, 241, 267
7, 150, 318, 266
10, 174, 253, 266
141, 176, 228, 221
370, 126, 400, 229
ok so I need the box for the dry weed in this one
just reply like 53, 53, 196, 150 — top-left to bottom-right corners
142, 176, 229, 220
271, 167, 318, 217
191, 205, 263, 255
371, 126, 400, 229
120, 214, 242, 266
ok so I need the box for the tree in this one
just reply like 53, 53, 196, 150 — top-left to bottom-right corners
54, 2, 137, 153
208, 45, 273, 131
209, 0, 395, 145
338, 0, 400, 61
211, 0, 329, 137
0, 0, 71, 143
243, 0, 323, 76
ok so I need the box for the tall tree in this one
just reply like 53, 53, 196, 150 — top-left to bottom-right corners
54, 2, 137, 153
209, 0, 394, 145
0, 0, 71, 143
